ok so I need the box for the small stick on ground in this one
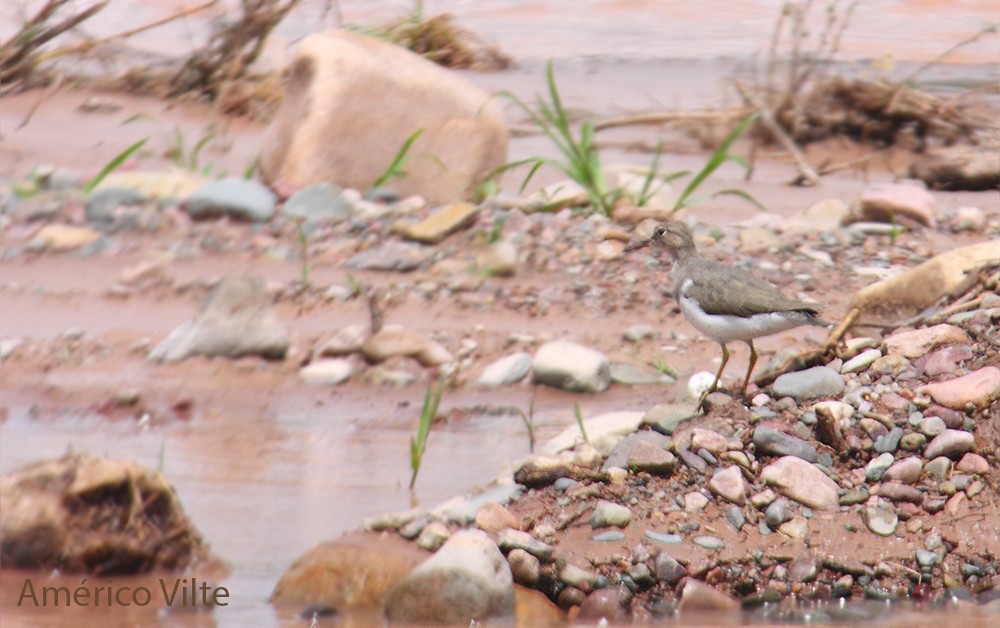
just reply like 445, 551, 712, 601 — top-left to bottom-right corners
823, 307, 860, 355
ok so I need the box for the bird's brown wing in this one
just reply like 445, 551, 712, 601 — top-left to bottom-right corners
681, 258, 822, 318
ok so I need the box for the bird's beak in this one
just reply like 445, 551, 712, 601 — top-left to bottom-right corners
623, 238, 652, 253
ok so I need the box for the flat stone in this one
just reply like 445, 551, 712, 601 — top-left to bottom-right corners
623, 324, 654, 342
857, 182, 937, 228
866, 452, 895, 482
346, 241, 433, 272
640, 402, 699, 435
186, 177, 276, 222
919, 367, 1000, 409
848, 241, 1000, 326
477, 239, 519, 277
317, 324, 368, 356
924, 429, 975, 460
900, 433, 927, 452
362, 326, 454, 366
788, 558, 818, 583
299, 359, 352, 385
678, 449, 709, 474
542, 411, 644, 456
738, 227, 783, 253
560, 564, 601, 589
883, 325, 971, 360
385, 530, 514, 624
602, 431, 675, 475
532, 340, 611, 393
918, 345, 974, 378
753, 425, 818, 462
771, 366, 845, 401
874, 427, 904, 454
864, 499, 899, 537
878, 482, 924, 505
398, 202, 480, 244
590, 501, 632, 529
956, 453, 989, 475
678, 580, 739, 612
779, 516, 808, 539
644, 531, 682, 545
609, 361, 674, 386
281, 183, 350, 222
477, 353, 533, 387
654, 551, 686, 584
507, 548, 539, 585
28, 224, 101, 251
923, 457, 952, 481
918, 416, 947, 437
684, 491, 709, 512
842, 348, 882, 374
708, 466, 747, 505
496, 529, 554, 563
882, 457, 922, 484
761, 456, 840, 511
691, 428, 727, 455
786, 198, 850, 233
95, 169, 209, 201
475, 503, 519, 535
692, 535, 725, 550
591, 530, 626, 542
765, 499, 792, 528
149, 275, 289, 362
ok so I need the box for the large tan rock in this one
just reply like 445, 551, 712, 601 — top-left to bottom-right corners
260, 31, 508, 205
848, 241, 1000, 326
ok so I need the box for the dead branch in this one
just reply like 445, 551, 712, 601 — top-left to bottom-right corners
33, 0, 219, 65
594, 110, 751, 132
0, 0, 109, 85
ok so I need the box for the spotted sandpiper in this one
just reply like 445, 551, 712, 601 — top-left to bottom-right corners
624, 220, 830, 409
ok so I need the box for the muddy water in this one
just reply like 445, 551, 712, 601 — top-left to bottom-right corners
1, 1, 999, 626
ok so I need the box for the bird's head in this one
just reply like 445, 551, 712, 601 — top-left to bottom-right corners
623, 220, 696, 260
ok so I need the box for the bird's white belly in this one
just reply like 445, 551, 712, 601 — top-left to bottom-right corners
678, 294, 806, 343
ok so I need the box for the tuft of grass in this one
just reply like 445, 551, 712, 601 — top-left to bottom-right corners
497, 61, 618, 216
573, 402, 589, 444
84, 138, 148, 193
410, 377, 444, 489
372, 128, 425, 189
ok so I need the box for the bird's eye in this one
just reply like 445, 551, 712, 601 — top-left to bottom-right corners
653, 227, 665, 237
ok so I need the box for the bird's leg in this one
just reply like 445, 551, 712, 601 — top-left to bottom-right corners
698, 342, 729, 411
741, 339, 757, 401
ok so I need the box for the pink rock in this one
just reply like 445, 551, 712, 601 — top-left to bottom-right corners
924, 429, 975, 460
859, 183, 938, 227
708, 466, 747, 505
956, 453, 990, 475
690, 428, 727, 455
882, 457, 923, 484
760, 456, 840, 511
917, 345, 973, 378
919, 366, 1000, 409
678, 579, 739, 612
883, 325, 971, 359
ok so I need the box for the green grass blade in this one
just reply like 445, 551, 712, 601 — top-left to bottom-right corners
84, 138, 148, 193
672, 112, 759, 211
573, 402, 589, 444
713, 188, 768, 212
373, 128, 425, 188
